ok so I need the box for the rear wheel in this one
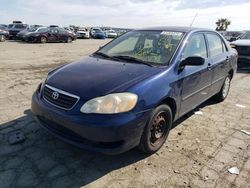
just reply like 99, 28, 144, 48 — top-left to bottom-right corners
139, 105, 172, 154
0, 35, 6, 42
215, 75, 231, 102
40, 37, 47, 43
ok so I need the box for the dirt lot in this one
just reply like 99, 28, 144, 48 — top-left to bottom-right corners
0, 40, 249, 188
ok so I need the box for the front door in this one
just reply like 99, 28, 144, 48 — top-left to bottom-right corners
179, 33, 212, 116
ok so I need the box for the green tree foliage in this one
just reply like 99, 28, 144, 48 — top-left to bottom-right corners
216, 18, 231, 31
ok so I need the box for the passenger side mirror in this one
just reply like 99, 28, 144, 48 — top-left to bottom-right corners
179, 56, 205, 69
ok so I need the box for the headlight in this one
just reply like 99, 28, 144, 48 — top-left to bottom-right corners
80, 93, 138, 114
230, 44, 236, 48
38, 76, 47, 93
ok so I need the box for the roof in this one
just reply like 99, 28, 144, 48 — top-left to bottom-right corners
137, 26, 210, 33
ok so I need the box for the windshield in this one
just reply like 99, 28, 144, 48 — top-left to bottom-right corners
37, 28, 49, 33
93, 29, 102, 33
13, 24, 27, 29
97, 30, 184, 65
241, 32, 250, 39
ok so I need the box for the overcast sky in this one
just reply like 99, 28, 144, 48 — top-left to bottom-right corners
1, 0, 250, 30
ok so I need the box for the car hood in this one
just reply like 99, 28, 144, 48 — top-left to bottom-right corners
46, 56, 163, 100
231, 39, 250, 46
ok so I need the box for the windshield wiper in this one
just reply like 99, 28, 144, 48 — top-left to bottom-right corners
93, 52, 120, 61
112, 55, 154, 67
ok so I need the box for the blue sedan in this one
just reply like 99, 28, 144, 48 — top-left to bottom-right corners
32, 26, 238, 154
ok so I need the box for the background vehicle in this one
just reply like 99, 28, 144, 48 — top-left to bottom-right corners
8, 23, 28, 39
90, 27, 106, 39
23, 27, 77, 43
105, 30, 117, 38
0, 29, 9, 42
32, 27, 237, 155
219, 31, 244, 42
16, 26, 46, 40
76, 28, 90, 39
231, 31, 250, 67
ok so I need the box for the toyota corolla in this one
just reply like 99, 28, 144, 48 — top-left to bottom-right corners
32, 26, 237, 154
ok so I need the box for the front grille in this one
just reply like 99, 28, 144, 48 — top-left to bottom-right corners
43, 84, 79, 110
235, 45, 250, 56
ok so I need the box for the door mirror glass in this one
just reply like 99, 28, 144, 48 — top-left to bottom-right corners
180, 56, 205, 68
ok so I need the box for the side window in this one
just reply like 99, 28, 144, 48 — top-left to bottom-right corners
206, 34, 223, 57
221, 40, 228, 52
183, 34, 207, 59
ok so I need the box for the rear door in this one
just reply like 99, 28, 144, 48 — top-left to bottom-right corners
47, 28, 59, 42
205, 33, 229, 95
179, 33, 212, 116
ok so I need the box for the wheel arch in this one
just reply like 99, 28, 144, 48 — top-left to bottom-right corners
228, 69, 234, 79
159, 97, 177, 120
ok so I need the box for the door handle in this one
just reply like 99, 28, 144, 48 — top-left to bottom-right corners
207, 63, 212, 70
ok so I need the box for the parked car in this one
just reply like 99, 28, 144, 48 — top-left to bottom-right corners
90, 28, 106, 39
32, 26, 237, 155
76, 28, 90, 39
0, 24, 8, 30
220, 31, 244, 42
230, 31, 250, 67
105, 30, 117, 38
0, 29, 9, 42
23, 27, 77, 43
8, 23, 28, 39
16, 26, 46, 40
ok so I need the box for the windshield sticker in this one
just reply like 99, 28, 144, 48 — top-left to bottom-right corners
160, 31, 182, 36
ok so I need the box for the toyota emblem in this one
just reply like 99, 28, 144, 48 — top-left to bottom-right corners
52, 91, 59, 100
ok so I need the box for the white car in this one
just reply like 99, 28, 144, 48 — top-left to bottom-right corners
76, 29, 90, 39
105, 30, 117, 38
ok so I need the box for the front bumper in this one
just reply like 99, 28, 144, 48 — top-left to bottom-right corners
31, 90, 149, 154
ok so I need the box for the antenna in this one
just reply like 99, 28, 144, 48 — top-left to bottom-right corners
190, 13, 198, 27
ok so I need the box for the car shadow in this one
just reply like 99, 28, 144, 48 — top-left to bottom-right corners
0, 109, 149, 187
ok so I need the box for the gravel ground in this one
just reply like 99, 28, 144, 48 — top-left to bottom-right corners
0, 40, 249, 188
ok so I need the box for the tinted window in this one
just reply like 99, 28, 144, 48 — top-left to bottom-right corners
206, 34, 223, 57
183, 33, 207, 59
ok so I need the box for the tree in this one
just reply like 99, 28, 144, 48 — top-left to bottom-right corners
216, 18, 231, 31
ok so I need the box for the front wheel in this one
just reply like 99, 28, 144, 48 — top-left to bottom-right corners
215, 75, 231, 102
66, 37, 72, 43
40, 37, 47, 43
139, 105, 173, 154
0, 35, 6, 42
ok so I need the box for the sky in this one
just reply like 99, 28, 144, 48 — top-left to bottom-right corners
1, 0, 250, 30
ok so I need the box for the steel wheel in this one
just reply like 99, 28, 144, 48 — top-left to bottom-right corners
139, 104, 172, 154
150, 111, 168, 146
222, 77, 230, 98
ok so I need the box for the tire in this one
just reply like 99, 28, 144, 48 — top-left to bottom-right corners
40, 37, 47, 43
139, 104, 173, 154
66, 37, 72, 43
0, 35, 6, 42
215, 75, 231, 102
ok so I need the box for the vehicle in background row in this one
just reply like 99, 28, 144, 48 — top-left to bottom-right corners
0, 24, 8, 30
23, 27, 77, 43
16, 26, 47, 41
105, 30, 117, 38
8, 23, 28, 39
32, 26, 237, 155
0, 29, 9, 42
76, 28, 90, 39
220, 31, 244, 42
231, 31, 250, 67
49, 25, 59, 28
90, 27, 106, 39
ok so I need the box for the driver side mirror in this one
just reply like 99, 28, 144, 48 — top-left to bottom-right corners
179, 56, 205, 69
